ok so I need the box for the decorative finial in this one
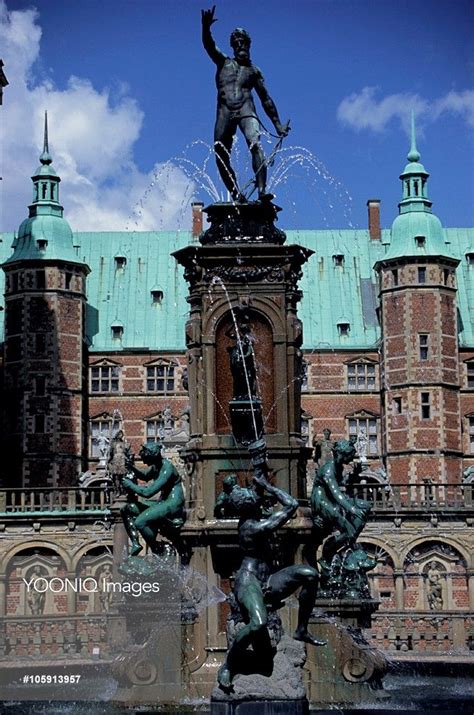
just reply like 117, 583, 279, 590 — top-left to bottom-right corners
39, 110, 52, 165
407, 110, 420, 163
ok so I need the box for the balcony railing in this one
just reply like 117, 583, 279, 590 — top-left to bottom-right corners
347, 482, 472, 512
0, 487, 112, 515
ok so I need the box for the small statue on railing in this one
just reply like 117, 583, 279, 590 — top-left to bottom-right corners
313, 428, 334, 467
120, 442, 186, 559
305, 439, 375, 599
217, 439, 325, 693
201, 5, 289, 202
107, 429, 133, 493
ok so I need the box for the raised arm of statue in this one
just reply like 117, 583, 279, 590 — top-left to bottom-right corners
252, 470, 298, 530
201, 5, 225, 66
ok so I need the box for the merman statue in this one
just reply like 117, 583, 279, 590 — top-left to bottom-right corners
121, 442, 185, 557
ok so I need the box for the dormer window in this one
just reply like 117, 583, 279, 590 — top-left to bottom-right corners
415, 236, 426, 248
418, 267, 426, 284
466, 253, 474, 265
333, 254, 345, 267
115, 255, 127, 269
111, 323, 123, 340
337, 322, 350, 337
151, 289, 164, 304
37, 239, 47, 252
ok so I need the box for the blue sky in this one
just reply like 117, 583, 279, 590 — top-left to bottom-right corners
1, 0, 473, 233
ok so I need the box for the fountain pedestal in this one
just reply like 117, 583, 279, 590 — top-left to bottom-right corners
306, 599, 388, 706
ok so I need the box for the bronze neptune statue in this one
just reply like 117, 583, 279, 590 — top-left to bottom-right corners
201, 5, 289, 202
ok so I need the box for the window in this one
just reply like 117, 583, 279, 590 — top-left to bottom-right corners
36, 270, 46, 289
35, 376, 46, 396
333, 254, 345, 267
301, 417, 309, 445
392, 397, 402, 414
34, 414, 45, 433
111, 324, 123, 340
115, 256, 126, 269
146, 364, 175, 394
89, 419, 112, 458
34, 333, 46, 355
466, 253, 474, 265
443, 269, 450, 286
300, 360, 308, 391
419, 334, 429, 360
392, 269, 398, 287
347, 363, 376, 390
338, 322, 350, 337
65, 272, 72, 290
469, 417, 474, 454
418, 267, 426, 284
37, 239, 47, 251
415, 236, 426, 248
421, 392, 431, 420
146, 418, 166, 443
467, 363, 474, 389
90, 365, 120, 393
348, 415, 379, 455
151, 289, 164, 304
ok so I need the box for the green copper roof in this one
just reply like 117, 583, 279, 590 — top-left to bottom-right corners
2, 227, 474, 350
379, 114, 456, 264
3, 112, 85, 268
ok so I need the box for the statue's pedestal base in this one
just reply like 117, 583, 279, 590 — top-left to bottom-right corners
306, 599, 388, 706
201, 201, 286, 245
211, 635, 308, 713
229, 399, 263, 445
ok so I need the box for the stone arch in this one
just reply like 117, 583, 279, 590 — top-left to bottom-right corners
202, 295, 284, 340
402, 539, 468, 612
214, 307, 276, 433
0, 540, 72, 575
357, 540, 397, 609
74, 545, 114, 615
4, 546, 68, 617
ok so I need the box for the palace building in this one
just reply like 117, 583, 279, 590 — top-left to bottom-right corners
0, 116, 472, 674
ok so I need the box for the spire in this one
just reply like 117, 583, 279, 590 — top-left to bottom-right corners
407, 111, 420, 163
398, 110, 431, 215
39, 110, 52, 165
30, 111, 60, 211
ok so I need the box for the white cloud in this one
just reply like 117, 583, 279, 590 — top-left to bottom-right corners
337, 85, 474, 134
0, 1, 195, 232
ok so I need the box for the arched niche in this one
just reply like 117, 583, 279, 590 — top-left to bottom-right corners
215, 309, 276, 434
403, 541, 467, 611
357, 542, 396, 609
5, 547, 67, 617
75, 546, 113, 615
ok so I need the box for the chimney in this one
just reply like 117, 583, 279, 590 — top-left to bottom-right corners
367, 199, 381, 240
192, 201, 204, 239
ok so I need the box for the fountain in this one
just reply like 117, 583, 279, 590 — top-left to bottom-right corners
103, 5, 387, 711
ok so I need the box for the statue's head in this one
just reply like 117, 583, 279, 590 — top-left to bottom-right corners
139, 441, 163, 464
228, 485, 261, 519
114, 429, 124, 440
230, 28, 251, 62
333, 439, 356, 465
323, 428, 331, 440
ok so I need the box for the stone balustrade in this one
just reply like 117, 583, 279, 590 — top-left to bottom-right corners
0, 487, 112, 515
368, 611, 473, 655
348, 482, 472, 512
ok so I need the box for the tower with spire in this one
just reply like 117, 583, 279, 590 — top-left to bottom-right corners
375, 115, 461, 487
2, 113, 90, 487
